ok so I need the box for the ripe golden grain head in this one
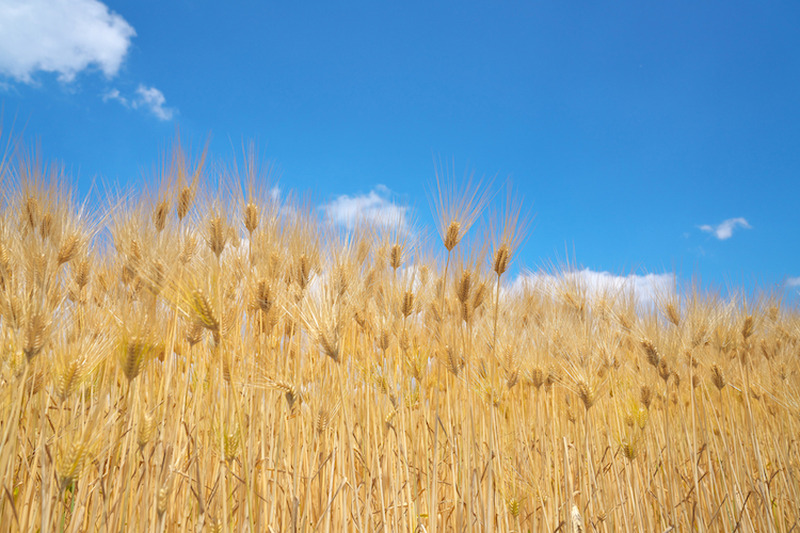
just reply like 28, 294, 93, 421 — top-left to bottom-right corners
177, 186, 193, 220
315, 401, 340, 435
154, 199, 169, 232
295, 253, 313, 290
445, 345, 464, 377
571, 504, 584, 533
55, 424, 98, 491
621, 439, 638, 461
530, 367, 545, 389
179, 233, 197, 264
665, 302, 681, 327
23, 195, 40, 230
742, 314, 755, 341
252, 278, 273, 313
0, 239, 10, 274
56, 441, 89, 490
378, 329, 390, 352
223, 428, 240, 461
639, 384, 653, 410
244, 202, 259, 234
206, 215, 227, 258
157, 483, 170, 518
40, 211, 53, 240
191, 289, 219, 332
23, 311, 49, 361
577, 379, 596, 411
74, 256, 91, 289
657, 359, 671, 383
272, 380, 301, 414
54, 357, 81, 400
389, 243, 403, 270
505, 495, 521, 518
444, 220, 461, 251
401, 290, 415, 318
185, 320, 203, 346
506, 368, 519, 389
710, 363, 726, 391
57, 232, 81, 265
120, 336, 150, 382
492, 243, 510, 276
137, 411, 157, 450
641, 338, 660, 368
456, 269, 472, 305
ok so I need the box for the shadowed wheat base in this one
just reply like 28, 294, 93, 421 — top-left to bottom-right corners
0, 141, 798, 532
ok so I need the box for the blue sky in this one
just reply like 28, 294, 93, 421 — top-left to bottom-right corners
1, 0, 799, 302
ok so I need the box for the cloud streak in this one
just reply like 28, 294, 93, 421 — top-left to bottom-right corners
512, 268, 675, 309
0, 0, 135, 83
132, 85, 174, 120
698, 217, 751, 240
102, 88, 127, 105
103, 84, 175, 121
321, 186, 408, 231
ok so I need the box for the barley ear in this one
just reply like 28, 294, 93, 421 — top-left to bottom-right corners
57, 232, 81, 265
177, 186, 193, 220
191, 289, 220, 332
710, 363, 725, 391
571, 504, 584, 533
244, 202, 259, 234
154, 199, 169, 232
444, 220, 461, 251
492, 243, 510, 276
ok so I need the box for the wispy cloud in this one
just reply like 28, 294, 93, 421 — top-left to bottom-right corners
511, 268, 675, 309
132, 85, 174, 120
698, 217, 751, 240
103, 84, 175, 121
321, 185, 408, 231
102, 88, 127, 105
0, 0, 135, 83
787, 277, 800, 288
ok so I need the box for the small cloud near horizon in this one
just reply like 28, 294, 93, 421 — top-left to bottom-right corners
511, 268, 675, 309
698, 217, 751, 240
321, 185, 409, 231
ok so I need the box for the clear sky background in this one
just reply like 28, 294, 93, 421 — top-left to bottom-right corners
1, 0, 798, 303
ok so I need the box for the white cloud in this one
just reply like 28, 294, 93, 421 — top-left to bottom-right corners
102, 87, 127, 105
787, 277, 800, 288
0, 0, 135, 83
103, 84, 175, 120
321, 185, 408, 231
511, 268, 675, 309
1, 2, 177, 118
132, 84, 174, 120
698, 217, 751, 240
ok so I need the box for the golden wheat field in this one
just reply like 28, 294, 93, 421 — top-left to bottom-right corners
0, 138, 798, 533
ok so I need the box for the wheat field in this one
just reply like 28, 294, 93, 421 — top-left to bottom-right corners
0, 139, 798, 532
